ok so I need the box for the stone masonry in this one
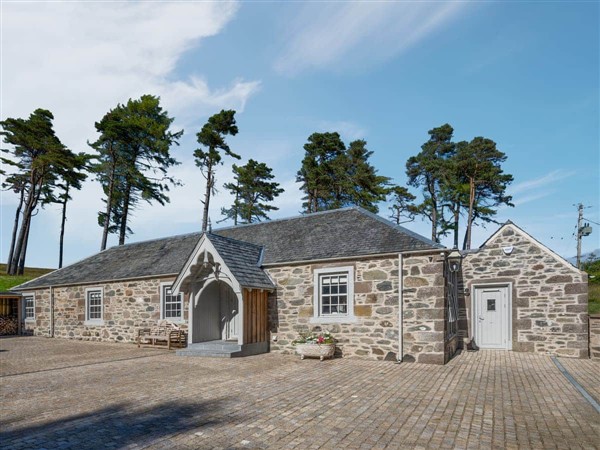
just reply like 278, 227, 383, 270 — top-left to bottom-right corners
461, 223, 588, 358
266, 256, 401, 360
401, 252, 448, 365
24, 276, 189, 343
590, 315, 600, 359
266, 252, 448, 364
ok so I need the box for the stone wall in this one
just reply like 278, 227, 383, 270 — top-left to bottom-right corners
401, 253, 447, 364
590, 315, 600, 359
461, 224, 588, 358
266, 256, 401, 360
25, 277, 189, 343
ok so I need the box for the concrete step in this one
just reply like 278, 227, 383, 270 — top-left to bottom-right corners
176, 341, 269, 358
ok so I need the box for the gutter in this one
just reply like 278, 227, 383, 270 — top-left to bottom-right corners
398, 253, 403, 363
50, 285, 54, 338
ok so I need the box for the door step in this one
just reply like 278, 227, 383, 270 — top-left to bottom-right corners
176, 340, 268, 358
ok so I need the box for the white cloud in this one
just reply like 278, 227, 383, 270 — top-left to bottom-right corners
1, 1, 266, 266
2, 1, 258, 149
509, 169, 576, 195
274, 2, 467, 75
318, 120, 367, 141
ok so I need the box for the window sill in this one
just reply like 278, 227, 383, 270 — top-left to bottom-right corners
84, 320, 104, 326
161, 318, 185, 324
24, 318, 35, 323
310, 316, 357, 324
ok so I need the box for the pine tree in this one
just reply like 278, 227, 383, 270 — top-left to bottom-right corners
297, 133, 389, 213
406, 124, 455, 242
221, 159, 284, 224
1, 109, 79, 274
90, 95, 183, 247
194, 110, 239, 232
388, 186, 417, 225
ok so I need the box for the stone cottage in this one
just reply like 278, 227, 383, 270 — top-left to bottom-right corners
12, 207, 589, 363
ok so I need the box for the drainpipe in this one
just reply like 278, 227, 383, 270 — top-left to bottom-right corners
398, 253, 404, 363
50, 286, 55, 338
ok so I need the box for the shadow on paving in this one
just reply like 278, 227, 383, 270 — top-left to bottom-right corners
0, 398, 231, 449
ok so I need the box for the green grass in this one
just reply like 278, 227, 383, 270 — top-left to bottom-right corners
588, 284, 600, 315
0, 264, 54, 291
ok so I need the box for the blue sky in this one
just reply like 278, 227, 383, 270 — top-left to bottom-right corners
1, 1, 598, 269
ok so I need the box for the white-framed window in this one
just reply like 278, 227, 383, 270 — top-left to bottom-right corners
312, 266, 355, 323
23, 293, 35, 321
85, 288, 104, 325
160, 283, 183, 322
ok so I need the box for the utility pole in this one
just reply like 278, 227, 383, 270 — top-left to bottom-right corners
576, 203, 583, 269
575, 203, 593, 269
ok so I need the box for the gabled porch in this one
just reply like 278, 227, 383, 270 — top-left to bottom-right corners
172, 233, 274, 357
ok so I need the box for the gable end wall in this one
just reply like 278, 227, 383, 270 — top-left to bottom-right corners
461, 225, 588, 358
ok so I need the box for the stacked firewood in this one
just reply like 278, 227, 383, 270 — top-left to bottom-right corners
0, 316, 18, 335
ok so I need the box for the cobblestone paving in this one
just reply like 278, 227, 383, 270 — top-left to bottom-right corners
559, 358, 600, 405
1, 338, 599, 449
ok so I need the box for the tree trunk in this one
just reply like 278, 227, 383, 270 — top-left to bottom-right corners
6, 188, 24, 274
202, 165, 213, 232
463, 180, 476, 250
9, 189, 35, 275
100, 165, 116, 251
17, 215, 31, 275
59, 184, 69, 268
118, 182, 132, 245
453, 200, 460, 249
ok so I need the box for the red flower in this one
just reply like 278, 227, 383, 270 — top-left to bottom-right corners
318, 336, 324, 344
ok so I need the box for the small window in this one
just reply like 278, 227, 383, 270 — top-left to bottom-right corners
86, 289, 103, 323
24, 294, 35, 321
312, 266, 355, 323
161, 284, 183, 321
487, 299, 496, 311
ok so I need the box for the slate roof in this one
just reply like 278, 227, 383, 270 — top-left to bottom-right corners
15, 232, 200, 290
215, 207, 442, 265
14, 207, 441, 290
205, 233, 274, 290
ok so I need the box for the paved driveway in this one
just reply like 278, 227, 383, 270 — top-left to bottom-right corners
1, 337, 599, 449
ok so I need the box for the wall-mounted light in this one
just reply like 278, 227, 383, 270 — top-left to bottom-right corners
502, 246, 514, 256
447, 248, 462, 273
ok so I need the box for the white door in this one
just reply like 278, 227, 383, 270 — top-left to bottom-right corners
474, 285, 511, 349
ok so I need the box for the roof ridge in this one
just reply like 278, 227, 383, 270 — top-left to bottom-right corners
105, 230, 202, 250
206, 232, 264, 251
213, 207, 357, 233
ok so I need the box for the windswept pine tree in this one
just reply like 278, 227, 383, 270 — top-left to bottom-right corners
1, 109, 82, 274
194, 110, 240, 232
388, 186, 417, 225
297, 132, 389, 213
90, 95, 183, 248
221, 159, 284, 225
406, 124, 455, 243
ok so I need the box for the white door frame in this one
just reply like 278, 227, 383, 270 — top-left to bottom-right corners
472, 282, 512, 350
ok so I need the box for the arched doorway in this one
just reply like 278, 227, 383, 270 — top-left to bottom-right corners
191, 280, 240, 343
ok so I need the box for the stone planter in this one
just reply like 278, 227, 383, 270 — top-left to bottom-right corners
295, 343, 335, 361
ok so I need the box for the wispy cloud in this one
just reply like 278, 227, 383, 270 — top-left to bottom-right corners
318, 120, 367, 141
274, 2, 467, 75
1, 0, 263, 265
2, 1, 257, 150
509, 170, 576, 195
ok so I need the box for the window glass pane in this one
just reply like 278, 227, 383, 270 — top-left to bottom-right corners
339, 276, 347, 283
487, 299, 496, 311
339, 285, 347, 294
87, 291, 102, 320
322, 286, 330, 295
322, 277, 330, 285
322, 305, 330, 315
331, 285, 338, 294
163, 285, 182, 319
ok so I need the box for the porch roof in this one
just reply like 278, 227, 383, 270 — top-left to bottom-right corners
206, 234, 274, 290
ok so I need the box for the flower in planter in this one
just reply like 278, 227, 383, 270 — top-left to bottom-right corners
292, 330, 335, 345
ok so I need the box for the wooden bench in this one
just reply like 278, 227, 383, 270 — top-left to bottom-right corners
137, 320, 187, 350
